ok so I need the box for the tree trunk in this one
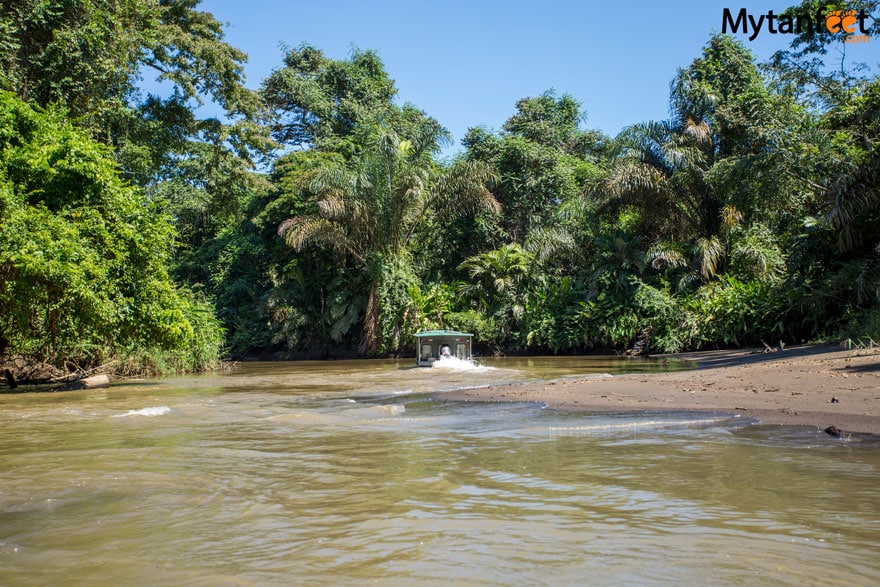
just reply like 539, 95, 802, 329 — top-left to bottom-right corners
4, 369, 17, 389
359, 281, 380, 355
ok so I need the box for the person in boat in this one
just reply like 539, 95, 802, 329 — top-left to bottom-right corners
440, 344, 452, 358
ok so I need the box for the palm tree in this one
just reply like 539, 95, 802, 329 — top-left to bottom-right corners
278, 120, 498, 354
604, 117, 724, 284
607, 95, 718, 234
823, 80, 880, 253
458, 243, 534, 338
601, 36, 783, 288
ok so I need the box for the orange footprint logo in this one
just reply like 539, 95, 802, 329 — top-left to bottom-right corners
826, 9, 858, 34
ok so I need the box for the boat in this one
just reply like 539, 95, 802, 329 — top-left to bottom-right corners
414, 330, 473, 367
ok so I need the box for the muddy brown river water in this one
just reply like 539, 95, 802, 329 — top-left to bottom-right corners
1, 358, 878, 585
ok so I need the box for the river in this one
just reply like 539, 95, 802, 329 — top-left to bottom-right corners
1, 357, 878, 585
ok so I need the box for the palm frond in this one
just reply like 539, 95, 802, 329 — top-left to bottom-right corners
677, 269, 701, 292
557, 192, 594, 222
278, 216, 364, 262
661, 140, 707, 172
433, 160, 500, 217
525, 225, 576, 264
605, 160, 667, 198
720, 204, 743, 233
682, 116, 712, 146
317, 192, 347, 219
730, 224, 785, 279
695, 235, 725, 280
647, 242, 688, 271
824, 156, 879, 251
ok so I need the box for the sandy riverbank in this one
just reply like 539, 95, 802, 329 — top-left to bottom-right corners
441, 344, 880, 435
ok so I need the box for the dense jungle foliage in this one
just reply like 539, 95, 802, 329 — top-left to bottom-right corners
1, 0, 878, 373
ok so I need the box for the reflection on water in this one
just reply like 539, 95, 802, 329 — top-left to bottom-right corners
1, 358, 878, 585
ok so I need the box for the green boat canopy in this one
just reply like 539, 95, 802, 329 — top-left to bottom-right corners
414, 330, 473, 338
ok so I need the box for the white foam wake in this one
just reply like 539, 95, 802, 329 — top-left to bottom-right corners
430, 356, 494, 372
546, 415, 740, 437
112, 406, 171, 418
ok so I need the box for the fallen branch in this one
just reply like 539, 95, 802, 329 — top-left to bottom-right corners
48, 361, 117, 384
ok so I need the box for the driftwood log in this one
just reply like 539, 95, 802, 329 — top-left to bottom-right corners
62, 374, 111, 391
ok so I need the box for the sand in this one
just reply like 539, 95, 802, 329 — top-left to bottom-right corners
440, 344, 880, 435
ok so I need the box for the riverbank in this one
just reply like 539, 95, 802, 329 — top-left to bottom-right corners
440, 344, 880, 435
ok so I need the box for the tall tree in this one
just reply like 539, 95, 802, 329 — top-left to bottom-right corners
605, 35, 796, 286
770, 0, 880, 108
262, 44, 397, 156
0, 92, 223, 369
0, 0, 262, 131
0, 0, 148, 119
463, 91, 603, 244
0, 0, 269, 371
0, 0, 272, 216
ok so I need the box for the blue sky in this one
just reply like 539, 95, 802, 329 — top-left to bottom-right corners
199, 0, 878, 155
